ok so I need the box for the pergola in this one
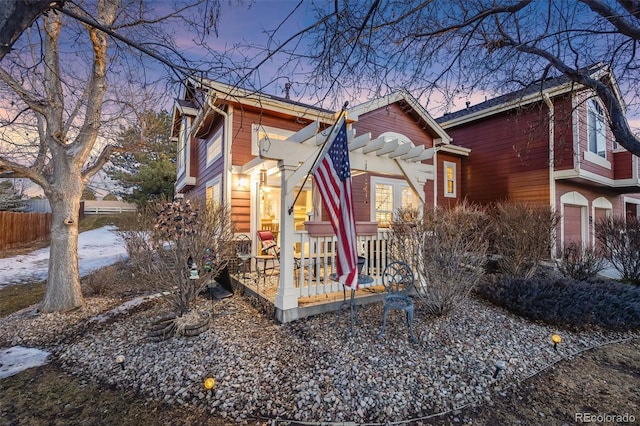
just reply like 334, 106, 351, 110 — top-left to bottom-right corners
248, 120, 437, 321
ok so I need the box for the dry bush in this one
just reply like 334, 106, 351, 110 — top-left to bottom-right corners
121, 197, 235, 316
489, 202, 559, 279
595, 215, 640, 283
390, 202, 489, 316
81, 261, 142, 297
556, 241, 607, 281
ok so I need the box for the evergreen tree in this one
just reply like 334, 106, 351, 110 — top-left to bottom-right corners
0, 181, 27, 211
82, 186, 97, 200
105, 110, 176, 206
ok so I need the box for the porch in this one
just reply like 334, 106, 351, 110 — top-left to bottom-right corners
228, 229, 393, 321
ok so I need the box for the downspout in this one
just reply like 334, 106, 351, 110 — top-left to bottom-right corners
543, 93, 557, 257
207, 95, 233, 204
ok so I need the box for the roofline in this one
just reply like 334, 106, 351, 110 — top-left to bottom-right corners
439, 66, 625, 129
439, 84, 575, 129
349, 90, 452, 144
187, 77, 336, 123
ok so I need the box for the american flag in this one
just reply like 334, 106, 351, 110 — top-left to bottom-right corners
312, 118, 359, 289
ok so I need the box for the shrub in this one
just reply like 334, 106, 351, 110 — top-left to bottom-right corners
121, 197, 235, 317
556, 241, 607, 281
390, 202, 490, 316
476, 276, 640, 331
595, 215, 640, 283
489, 201, 559, 279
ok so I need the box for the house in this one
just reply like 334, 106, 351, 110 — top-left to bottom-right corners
171, 79, 468, 322
437, 64, 640, 253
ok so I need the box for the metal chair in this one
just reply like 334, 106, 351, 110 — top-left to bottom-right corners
235, 235, 252, 278
256, 230, 280, 276
377, 260, 418, 343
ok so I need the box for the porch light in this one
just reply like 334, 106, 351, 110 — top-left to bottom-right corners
551, 334, 562, 350
259, 168, 268, 186
204, 377, 215, 390
236, 176, 248, 190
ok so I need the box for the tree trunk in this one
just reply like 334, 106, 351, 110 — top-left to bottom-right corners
40, 183, 83, 312
0, 0, 58, 60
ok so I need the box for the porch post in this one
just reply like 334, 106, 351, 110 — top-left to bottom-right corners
275, 157, 299, 318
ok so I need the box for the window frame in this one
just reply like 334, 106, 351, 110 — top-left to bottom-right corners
206, 176, 222, 208
177, 116, 190, 174
443, 161, 457, 198
370, 176, 420, 227
587, 98, 606, 159
206, 127, 223, 168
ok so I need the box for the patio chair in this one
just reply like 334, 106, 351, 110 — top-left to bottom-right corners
256, 230, 280, 274
377, 260, 418, 343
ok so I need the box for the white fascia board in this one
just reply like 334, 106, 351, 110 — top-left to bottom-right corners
349, 90, 452, 144
440, 85, 577, 129
438, 144, 471, 157
192, 78, 335, 123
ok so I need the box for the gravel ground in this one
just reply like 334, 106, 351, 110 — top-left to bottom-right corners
1, 293, 638, 424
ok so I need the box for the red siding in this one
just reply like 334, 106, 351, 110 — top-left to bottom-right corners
614, 150, 633, 179
446, 104, 550, 205
352, 102, 440, 211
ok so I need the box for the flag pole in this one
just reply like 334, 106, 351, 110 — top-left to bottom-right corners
287, 101, 349, 215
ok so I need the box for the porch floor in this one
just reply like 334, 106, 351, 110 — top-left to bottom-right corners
228, 266, 387, 318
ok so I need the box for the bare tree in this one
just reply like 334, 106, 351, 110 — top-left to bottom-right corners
0, 0, 224, 312
238, 0, 640, 155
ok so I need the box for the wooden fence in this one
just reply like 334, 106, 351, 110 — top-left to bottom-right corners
0, 211, 52, 250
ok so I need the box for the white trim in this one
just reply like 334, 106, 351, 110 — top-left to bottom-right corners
443, 161, 457, 198
591, 196, 613, 246
370, 176, 420, 225
187, 77, 336, 123
440, 85, 575, 128
205, 176, 222, 205
206, 127, 223, 167
560, 191, 589, 249
583, 150, 611, 169
554, 168, 640, 189
251, 124, 295, 156
587, 98, 607, 159
349, 90, 452, 144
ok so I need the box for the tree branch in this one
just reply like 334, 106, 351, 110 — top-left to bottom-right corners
580, 0, 640, 40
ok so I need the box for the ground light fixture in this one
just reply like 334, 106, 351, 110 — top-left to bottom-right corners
116, 354, 125, 370
551, 334, 562, 350
493, 360, 506, 378
204, 377, 215, 390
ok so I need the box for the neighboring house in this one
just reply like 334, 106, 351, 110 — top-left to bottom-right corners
171, 79, 468, 321
437, 64, 640, 253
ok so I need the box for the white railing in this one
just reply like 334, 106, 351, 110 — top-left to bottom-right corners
292, 229, 391, 298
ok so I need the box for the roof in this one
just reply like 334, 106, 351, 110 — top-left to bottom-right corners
437, 64, 615, 127
349, 90, 452, 144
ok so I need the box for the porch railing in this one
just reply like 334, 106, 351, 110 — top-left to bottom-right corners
292, 229, 391, 298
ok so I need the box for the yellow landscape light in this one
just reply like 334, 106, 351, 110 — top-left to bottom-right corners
204, 377, 215, 390
551, 334, 562, 350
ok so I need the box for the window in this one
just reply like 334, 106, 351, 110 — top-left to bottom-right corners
588, 99, 606, 158
206, 177, 221, 209
443, 161, 456, 198
177, 116, 190, 173
372, 178, 419, 227
206, 128, 222, 167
